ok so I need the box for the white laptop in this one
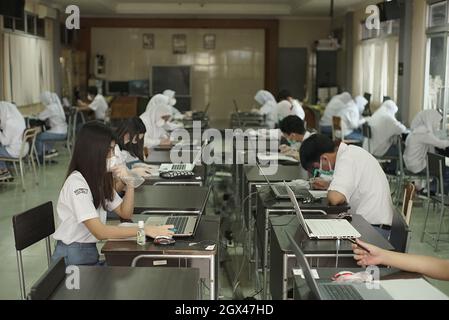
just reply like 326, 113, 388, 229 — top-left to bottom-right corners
158, 144, 204, 172
285, 182, 361, 239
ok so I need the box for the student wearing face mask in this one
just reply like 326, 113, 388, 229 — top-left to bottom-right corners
51, 122, 174, 266
300, 134, 394, 239
338, 95, 368, 142
163, 89, 182, 118
320, 92, 353, 136
278, 115, 312, 160
115, 117, 147, 166
404, 110, 449, 193
140, 94, 172, 149
77, 86, 109, 121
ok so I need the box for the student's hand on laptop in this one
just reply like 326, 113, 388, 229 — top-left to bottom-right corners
311, 178, 330, 190
352, 239, 384, 267
145, 225, 175, 239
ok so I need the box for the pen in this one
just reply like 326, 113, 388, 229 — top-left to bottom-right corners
347, 238, 371, 254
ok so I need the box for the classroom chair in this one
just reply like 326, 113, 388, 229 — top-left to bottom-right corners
421, 153, 449, 251
0, 127, 39, 191
363, 93, 372, 117
12, 202, 55, 300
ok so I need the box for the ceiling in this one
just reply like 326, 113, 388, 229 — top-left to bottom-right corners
44, 0, 377, 18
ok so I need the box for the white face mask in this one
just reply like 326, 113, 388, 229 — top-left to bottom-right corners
106, 156, 119, 172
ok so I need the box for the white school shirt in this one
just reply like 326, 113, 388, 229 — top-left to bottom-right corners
328, 143, 394, 226
0, 103, 28, 157
88, 94, 108, 120
53, 171, 123, 244
38, 103, 67, 134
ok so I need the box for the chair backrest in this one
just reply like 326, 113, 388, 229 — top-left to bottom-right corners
19, 127, 39, 159
389, 207, 411, 253
383, 96, 392, 102
303, 105, 318, 130
332, 116, 343, 141
427, 152, 445, 195
12, 201, 55, 251
28, 257, 65, 300
363, 92, 372, 116
401, 183, 415, 226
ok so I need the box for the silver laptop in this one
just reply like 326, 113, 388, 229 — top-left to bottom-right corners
286, 232, 392, 300
145, 208, 204, 238
159, 142, 204, 172
256, 162, 314, 203
285, 182, 360, 239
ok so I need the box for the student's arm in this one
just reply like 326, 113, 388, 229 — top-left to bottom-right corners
353, 239, 449, 281
424, 133, 449, 150
328, 190, 347, 206
83, 218, 174, 240
38, 107, 52, 121
113, 184, 134, 220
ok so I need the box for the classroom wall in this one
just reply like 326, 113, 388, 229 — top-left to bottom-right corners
278, 18, 332, 102
90, 27, 265, 120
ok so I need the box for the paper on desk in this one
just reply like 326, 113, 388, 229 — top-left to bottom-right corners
257, 153, 299, 163
309, 190, 328, 198
292, 268, 320, 279
380, 279, 449, 300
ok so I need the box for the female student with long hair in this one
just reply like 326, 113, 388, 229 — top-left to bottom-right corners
115, 117, 147, 165
51, 121, 173, 266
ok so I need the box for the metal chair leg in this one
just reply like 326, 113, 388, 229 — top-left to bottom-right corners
421, 198, 432, 242
435, 204, 446, 252
16, 251, 26, 300
19, 160, 25, 192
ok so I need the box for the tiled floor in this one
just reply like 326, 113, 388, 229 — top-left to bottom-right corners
1, 147, 449, 299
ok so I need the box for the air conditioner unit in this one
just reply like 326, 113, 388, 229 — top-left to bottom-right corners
37, 4, 57, 19
315, 38, 340, 51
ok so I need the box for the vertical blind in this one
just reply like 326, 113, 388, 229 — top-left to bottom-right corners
3, 33, 54, 106
353, 37, 399, 109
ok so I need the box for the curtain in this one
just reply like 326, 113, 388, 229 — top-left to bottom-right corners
3, 33, 54, 106
353, 37, 398, 110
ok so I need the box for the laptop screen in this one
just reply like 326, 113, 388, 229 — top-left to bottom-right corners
286, 232, 324, 300
284, 182, 312, 237
255, 162, 278, 195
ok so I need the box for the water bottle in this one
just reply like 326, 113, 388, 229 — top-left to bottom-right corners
137, 221, 146, 245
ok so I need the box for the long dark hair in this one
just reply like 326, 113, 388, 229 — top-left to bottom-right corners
115, 117, 147, 161
67, 121, 116, 209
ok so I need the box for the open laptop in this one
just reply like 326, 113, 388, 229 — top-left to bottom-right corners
145, 208, 204, 238
285, 182, 360, 239
286, 232, 392, 300
158, 142, 204, 172
256, 162, 314, 203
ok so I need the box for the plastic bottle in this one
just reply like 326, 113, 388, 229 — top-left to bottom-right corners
137, 221, 146, 245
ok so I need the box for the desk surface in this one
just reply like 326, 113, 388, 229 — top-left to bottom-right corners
271, 214, 394, 255
134, 185, 210, 213
245, 165, 303, 182
146, 149, 201, 164
102, 216, 220, 256
258, 186, 350, 214
50, 266, 200, 300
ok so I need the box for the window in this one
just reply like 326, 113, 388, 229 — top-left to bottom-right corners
36, 18, 45, 37
3, 16, 13, 29
15, 13, 25, 31
429, 1, 447, 27
26, 14, 36, 35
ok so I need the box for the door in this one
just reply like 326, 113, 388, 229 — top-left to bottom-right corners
278, 48, 307, 100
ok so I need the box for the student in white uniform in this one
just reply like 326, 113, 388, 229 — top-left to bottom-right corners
278, 115, 312, 159
338, 95, 368, 141
51, 122, 173, 266
77, 86, 109, 121
254, 90, 278, 129
0, 102, 28, 180
277, 89, 305, 121
363, 100, 407, 173
163, 89, 182, 118
319, 92, 353, 136
115, 117, 147, 166
300, 134, 394, 239
36, 91, 68, 158
403, 110, 449, 192
140, 94, 172, 149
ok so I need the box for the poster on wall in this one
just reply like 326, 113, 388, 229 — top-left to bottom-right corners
143, 33, 154, 49
203, 34, 216, 50
173, 34, 187, 54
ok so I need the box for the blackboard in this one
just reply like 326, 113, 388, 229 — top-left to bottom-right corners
151, 66, 191, 96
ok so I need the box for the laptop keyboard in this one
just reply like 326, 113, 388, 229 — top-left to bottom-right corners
171, 164, 187, 171
320, 284, 363, 300
308, 221, 335, 235
166, 216, 189, 234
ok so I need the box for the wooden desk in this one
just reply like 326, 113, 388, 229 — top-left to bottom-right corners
50, 266, 200, 300
101, 216, 220, 300
270, 215, 394, 300
133, 185, 210, 214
